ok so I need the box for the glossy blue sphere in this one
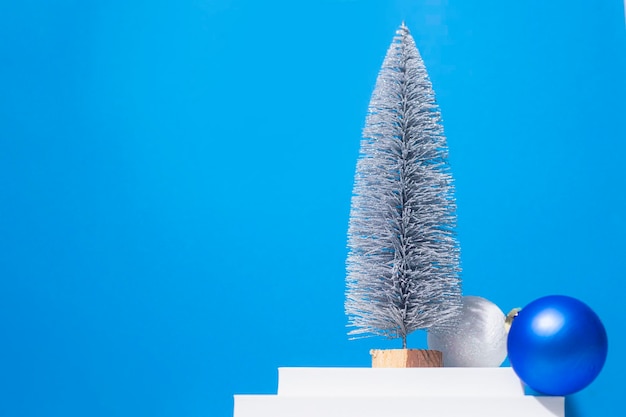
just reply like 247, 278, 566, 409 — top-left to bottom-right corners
507, 295, 608, 396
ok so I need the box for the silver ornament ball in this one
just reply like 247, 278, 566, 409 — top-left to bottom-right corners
427, 295, 507, 367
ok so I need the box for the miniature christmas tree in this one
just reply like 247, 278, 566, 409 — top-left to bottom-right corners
346, 23, 462, 351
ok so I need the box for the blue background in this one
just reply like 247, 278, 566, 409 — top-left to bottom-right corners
1, 1, 624, 416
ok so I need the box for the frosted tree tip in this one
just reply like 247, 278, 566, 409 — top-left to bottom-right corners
398, 21, 410, 35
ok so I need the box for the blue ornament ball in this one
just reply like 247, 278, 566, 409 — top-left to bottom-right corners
507, 295, 608, 396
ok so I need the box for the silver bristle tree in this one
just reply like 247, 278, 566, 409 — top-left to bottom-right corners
346, 23, 462, 349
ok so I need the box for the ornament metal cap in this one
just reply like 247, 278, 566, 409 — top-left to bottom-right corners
505, 308, 522, 333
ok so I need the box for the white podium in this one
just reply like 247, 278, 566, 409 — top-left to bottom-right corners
234, 367, 564, 417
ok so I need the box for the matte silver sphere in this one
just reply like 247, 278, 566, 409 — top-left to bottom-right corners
427, 296, 507, 367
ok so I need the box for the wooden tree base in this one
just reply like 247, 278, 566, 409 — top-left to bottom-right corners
370, 349, 443, 368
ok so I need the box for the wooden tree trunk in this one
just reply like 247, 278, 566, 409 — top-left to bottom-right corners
370, 349, 443, 368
